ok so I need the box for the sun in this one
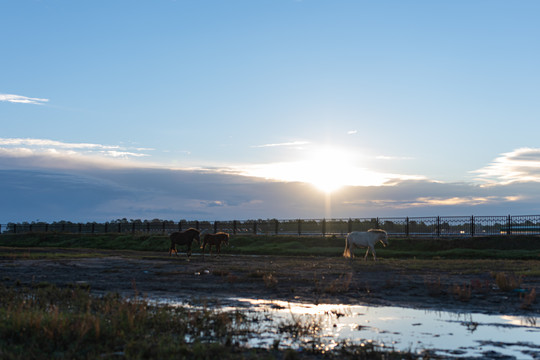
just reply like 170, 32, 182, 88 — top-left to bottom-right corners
299, 146, 352, 193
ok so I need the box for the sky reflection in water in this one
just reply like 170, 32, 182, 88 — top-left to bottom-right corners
227, 299, 540, 359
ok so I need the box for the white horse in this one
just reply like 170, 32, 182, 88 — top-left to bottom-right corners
343, 229, 389, 261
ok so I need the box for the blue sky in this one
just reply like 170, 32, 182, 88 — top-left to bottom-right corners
1, 0, 540, 223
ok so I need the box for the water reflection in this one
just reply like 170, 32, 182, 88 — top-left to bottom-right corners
160, 296, 539, 358
229, 298, 540, 359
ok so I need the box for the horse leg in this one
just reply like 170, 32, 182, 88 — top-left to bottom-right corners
364, 247, 370, 261
216, 244, 221, 258
343, 239, 351, 258
372, 247, 377, 261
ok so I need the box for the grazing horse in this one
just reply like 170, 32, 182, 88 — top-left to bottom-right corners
343, 229, 388, 261
201, 232, 229, 258
169, 228, 201, 259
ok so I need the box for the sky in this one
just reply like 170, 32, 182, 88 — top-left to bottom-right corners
1, 0, 540, 223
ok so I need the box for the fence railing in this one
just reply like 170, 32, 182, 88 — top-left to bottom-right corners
2, 215, 540, 237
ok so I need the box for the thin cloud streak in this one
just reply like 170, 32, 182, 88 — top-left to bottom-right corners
0, 138, 120, 150
0, 139, 153, 171
376, 155, 415, 160
0, 138, 152, 164
251, 141, 310, 148
0, 93, 49, 105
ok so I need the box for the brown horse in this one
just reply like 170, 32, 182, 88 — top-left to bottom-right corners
201, 232, 229, 258
169, 228, 201, 259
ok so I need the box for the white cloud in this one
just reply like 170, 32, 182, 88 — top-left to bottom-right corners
474, 148, 540, 185
0, 137, 152, 169
251, 141, 310, 148
0, 93, 49, 105
230, 161, 425, 189
0, 138, 119, 150
375, 155, 414, 160
347, 130, 357, 135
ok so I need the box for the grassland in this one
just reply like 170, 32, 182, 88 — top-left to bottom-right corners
1, 232, 539, 260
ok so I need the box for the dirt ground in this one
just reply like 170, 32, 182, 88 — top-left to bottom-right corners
1, 247, 539, 316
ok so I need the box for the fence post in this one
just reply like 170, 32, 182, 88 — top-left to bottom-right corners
233, 220, 237, 235
348, 218, 352, 233
507, 215, 512, 235
92, 223, 95, 234
437, 216, 441, 237
471, 216, 475, 237
214, 221, 218, 234
274, 219, 279, 235
322, 219, 326, 237
79, 223, 82, 233
298, 219, 302, 236
253, 220, 257, 235
195, 221, 200, 230
14, 224, 17, 234
406, 217, 409, 237
178, 221, 182, 232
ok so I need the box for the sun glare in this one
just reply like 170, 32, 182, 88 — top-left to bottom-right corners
302, 147, 350, 193
238, 145, 398, 193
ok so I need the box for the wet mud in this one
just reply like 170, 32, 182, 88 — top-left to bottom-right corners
1, 247, 538, 317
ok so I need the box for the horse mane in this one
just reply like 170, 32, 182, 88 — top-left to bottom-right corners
367, 228, 386, 234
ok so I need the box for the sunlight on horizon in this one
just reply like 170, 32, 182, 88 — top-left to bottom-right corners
236, 146, 405, 193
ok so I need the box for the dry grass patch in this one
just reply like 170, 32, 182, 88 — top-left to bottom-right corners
493, 272, 522, 291
324, 273, 353, 294
520, 288, 537, 310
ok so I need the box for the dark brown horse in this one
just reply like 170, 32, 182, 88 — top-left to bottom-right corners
201, 232, 229, 258
169, 228, 201, 259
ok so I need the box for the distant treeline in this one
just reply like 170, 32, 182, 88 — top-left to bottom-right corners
3, 214, 540, 237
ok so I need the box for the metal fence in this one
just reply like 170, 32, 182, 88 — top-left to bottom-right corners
2, 215, 540, 237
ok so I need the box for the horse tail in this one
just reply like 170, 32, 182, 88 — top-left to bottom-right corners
343, 236, 351, 258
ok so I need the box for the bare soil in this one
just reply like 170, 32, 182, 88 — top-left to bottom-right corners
1, 247, 539, 316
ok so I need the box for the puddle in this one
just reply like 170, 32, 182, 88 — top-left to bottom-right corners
161, 297, 540, 359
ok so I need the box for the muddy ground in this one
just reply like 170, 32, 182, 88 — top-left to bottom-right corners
1, 247, 539, 316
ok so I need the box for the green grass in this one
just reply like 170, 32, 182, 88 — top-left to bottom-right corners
0, 233, 169, 251
1, 233, 540, 260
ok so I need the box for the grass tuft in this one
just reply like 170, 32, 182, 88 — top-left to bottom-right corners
493, 272, 522, 291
